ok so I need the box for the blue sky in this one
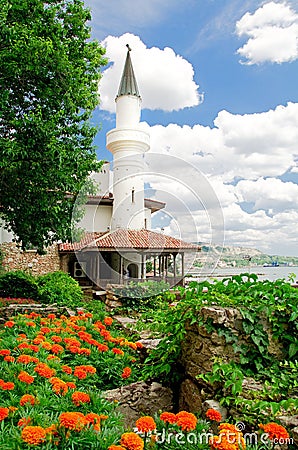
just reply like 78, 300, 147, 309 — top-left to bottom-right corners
84, 0, 298, 256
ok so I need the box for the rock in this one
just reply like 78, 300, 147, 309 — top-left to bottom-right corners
179, 378, 204, 412
292, 426, 298, 446
103, 381, 173, 428
278, 415, 298, 428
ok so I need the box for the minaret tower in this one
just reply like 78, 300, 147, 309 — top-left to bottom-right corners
106, 45, 150, 230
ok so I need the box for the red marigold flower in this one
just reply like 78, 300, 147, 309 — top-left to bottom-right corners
136, 416, 156, 433
18, 371, 35, 384
120, 432, 144, 450
121, 367, 131, 379
136, 342, 143, 349
1, 381, 15, 390
71, 391, 91, 406
4, 321, 15, 328
20, 394, 36, 406
0, 349, 11, 356
18, 417, 32, 428
17, 355, 34, 364
259, 423, 290, 441
59, 412, 86, 431
73, 367, 87, 379
175, 411, 197, 431
62, 365, 72, 374
104, 317, 113, 326
51, 344, 64, 354
21, 425, 46, 446
4, 355, 15, 362
47, 314, 56, 320
0, 407, 9, 421
112, 348, 124, 356
160, 412, 177, 424
34, 363, 56, 378
206, 408, 222, 422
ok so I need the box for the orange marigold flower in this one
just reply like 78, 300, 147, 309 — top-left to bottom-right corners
4, 355, 15, 362
52, 380, 68, 396
9, 406, 18, 413
59, 412, 86, 431
17, 354, 34, 364
1, 381, 15, 390
112, 348, 124, 356
0, 349, 11, 356
0, 407, 9, 421
51, 335, 62, 343
47, 314, 56, 320
21, 425, 46, 446
62, 365, 72, 374
104, 317, 113, 326
18, 371, 35, 384
136, 416, 156, 433
25, 321, 36, 327
80, 365, 96, 374
136, 342, 143, 349
120, 432, 144, 450
41, 342, 52, 350
34, 363, 56, 378
4, 320, 15, 327
72, 391, 91, 406
210, 423, 246, 450
73, 367, 87, 379
85, 412, 102, 431
66, 382, 76, 389
175, 411, 197, 432
96, 343, 109, 352
77, 347, 91, 355
259, 423, 290, 441
108, 446, 126, 450
160, 412, 177, 424
18, 417, 32, 428
20, 394, 35, 406
121, 367, 131, 379
206, 408, 222, 422
51, 344, 64, 354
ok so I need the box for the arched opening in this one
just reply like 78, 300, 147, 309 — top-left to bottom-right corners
127, 263, 138, 278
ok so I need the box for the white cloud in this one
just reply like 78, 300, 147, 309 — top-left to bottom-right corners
236, 1, 298, 64
99, 33, 201, 112
142, 101, 298, 254
236, 177, 298, 212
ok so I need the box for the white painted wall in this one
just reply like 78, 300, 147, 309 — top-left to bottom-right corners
77, 204, 112, 233
89, 161, 111, 196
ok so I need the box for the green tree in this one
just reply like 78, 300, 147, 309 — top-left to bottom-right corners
0, 0, 107, 252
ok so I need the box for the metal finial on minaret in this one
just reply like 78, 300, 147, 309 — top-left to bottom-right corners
126, 44, 131, 52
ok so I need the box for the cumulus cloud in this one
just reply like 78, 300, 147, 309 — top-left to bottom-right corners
142, 101, 298, 254
99, 33, 201, 112
236, 1, 298, 64
236, 177, 298, 213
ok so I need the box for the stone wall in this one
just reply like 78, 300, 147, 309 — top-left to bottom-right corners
1, 242, 61, 276
178, 305, 282, 411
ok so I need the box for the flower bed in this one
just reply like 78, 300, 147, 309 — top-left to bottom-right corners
0, 310, 143, 448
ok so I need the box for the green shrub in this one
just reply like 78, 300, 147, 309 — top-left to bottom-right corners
37, 271, 83, 306
0, 270, 39, 300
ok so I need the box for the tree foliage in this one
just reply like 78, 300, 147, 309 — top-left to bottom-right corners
0, 0, 107, 252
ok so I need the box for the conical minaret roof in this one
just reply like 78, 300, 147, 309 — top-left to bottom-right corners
116, 44, 141, 99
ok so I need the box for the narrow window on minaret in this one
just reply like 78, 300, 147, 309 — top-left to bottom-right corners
144, 218, 147, 229
131, 188, 135, 203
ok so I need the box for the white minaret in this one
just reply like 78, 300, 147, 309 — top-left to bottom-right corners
106, 45, 150, 230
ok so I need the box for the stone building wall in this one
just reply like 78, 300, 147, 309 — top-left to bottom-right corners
0, 242, 61, 276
